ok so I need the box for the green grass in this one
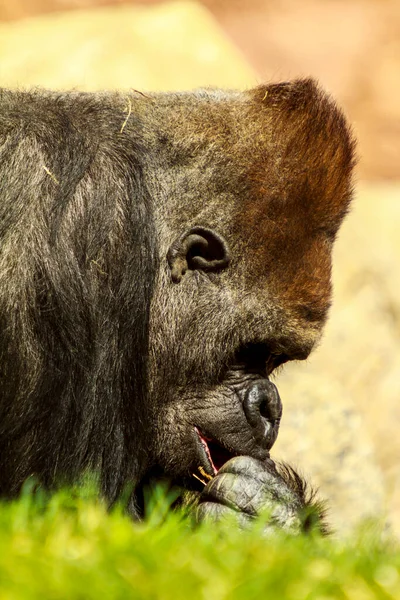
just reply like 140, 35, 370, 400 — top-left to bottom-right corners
0, 484, 399, 600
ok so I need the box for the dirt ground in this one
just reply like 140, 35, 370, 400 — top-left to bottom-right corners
0, 0, 399, 535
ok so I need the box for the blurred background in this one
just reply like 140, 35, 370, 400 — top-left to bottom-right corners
0, 0, 399, 535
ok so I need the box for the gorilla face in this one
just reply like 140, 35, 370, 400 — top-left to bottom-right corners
149, 232, 323, 489
149, 216, 331, 488
145, 80, 354, 492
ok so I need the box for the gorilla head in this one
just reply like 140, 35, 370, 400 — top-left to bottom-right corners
0, 79, 355, 524
145, 80, 355, 491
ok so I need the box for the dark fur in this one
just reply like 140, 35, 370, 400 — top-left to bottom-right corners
0, 90, 158, 504
0, 80, 355, 526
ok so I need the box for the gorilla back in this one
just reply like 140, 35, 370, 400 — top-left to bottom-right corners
0, 80, 355, 524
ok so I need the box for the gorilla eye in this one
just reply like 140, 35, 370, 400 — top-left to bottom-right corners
235, 343, 270, 374
235, 343, 289, 376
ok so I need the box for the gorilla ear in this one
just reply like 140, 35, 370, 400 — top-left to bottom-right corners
167, 226, 231, 283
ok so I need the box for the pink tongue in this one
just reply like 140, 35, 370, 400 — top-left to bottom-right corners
195, 428, 218, 474
201, 437, 218, 474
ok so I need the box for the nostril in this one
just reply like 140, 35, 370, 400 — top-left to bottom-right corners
259, 399, 269, 420
243, 379, 283, 450
243, 380, 282, 421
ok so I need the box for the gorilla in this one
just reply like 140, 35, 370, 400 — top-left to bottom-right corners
0, 79, 355, 531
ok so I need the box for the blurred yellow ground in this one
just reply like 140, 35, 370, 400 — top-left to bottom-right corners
0, 1, 399, 535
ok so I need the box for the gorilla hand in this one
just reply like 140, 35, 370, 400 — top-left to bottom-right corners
196, 456, 326, 534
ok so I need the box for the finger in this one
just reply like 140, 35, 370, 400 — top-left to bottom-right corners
218, 455, 277, 480
201, 471, 270, 516
196, 501, 253, 528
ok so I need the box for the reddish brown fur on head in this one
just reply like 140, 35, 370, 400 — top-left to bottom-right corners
148, 77, 356, 368
231, 78, 356, 352
245, 79, 356, 235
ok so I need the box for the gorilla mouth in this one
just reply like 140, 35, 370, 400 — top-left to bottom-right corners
191, 344, 286, 482
195, 427, 236, 476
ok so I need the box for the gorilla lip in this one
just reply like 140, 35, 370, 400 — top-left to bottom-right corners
194, 426, 235, 475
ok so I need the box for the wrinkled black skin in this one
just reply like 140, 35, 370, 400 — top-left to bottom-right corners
0, 87, 324, 532
191, 384, 324, 533
196, 457, 325, 534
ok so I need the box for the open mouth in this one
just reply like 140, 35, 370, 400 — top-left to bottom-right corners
192, 343, 288, 483
194, 427, 236, 476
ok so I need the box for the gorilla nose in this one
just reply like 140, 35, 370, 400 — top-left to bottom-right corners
243, 380, 282, 450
